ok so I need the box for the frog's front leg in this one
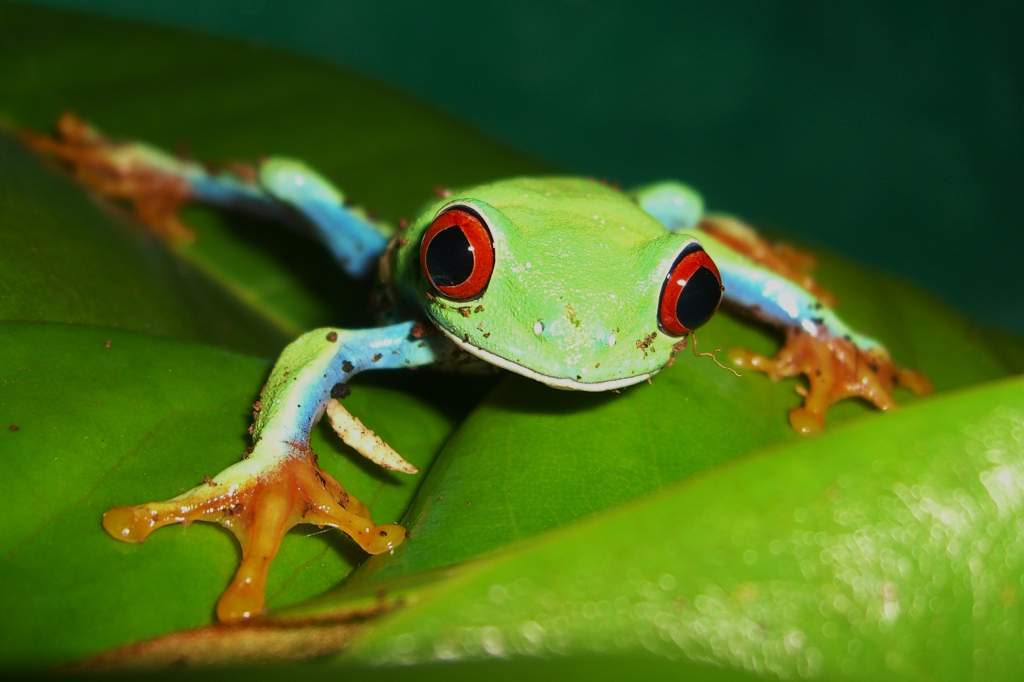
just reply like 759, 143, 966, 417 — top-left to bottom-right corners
633, 182, 931, 434
103, 322, 440, 622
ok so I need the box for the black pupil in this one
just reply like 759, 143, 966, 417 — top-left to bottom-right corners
676, 266, 721, 331
426, 225, 474, 287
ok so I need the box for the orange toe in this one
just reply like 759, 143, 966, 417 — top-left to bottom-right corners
103, 448, 406, 623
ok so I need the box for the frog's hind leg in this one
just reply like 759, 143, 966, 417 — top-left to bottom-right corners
698, 215, 837, 307
631, 182, 836, 304
22, 113, 391, 277
696, 221, 931, 434
22, 113, 197, 242
102, 322, 441, 622
731, 328, 931, 434
633, 180, 932, 434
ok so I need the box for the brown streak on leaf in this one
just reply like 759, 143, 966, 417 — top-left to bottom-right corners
72, 600, 398, 670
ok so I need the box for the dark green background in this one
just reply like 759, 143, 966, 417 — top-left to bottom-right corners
18, 0, 1024, 334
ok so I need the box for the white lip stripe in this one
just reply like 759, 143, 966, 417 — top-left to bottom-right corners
435, 325, 653, 392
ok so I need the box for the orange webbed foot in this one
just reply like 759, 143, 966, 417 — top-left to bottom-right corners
21, 112, 196, 243
731, 329, 932, 434
103, 446, 405, 623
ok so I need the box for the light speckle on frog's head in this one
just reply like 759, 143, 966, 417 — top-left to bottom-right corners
392, 177, 722, 390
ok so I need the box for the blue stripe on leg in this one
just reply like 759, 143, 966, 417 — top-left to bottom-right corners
259, 159, 391, 278
183, 159, 391, 278
252, 321, 440, 447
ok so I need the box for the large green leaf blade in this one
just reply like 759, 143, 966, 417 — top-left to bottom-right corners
337, 376, 1024, 681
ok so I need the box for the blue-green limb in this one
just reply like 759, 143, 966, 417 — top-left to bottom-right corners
22, 113, 390, 277
102, 322, 442, 623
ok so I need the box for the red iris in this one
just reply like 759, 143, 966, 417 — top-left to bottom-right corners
658, 245, 723, 336
419, 207, 495, 300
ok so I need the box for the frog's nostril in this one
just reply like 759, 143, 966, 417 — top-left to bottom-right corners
533, 320, 545, 336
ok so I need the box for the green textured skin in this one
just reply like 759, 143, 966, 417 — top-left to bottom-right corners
393, 177, 702, 387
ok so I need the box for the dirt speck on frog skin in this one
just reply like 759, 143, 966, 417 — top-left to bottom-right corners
8, 424, 19, 432
635, 331, 657, 357
667, 339, 688, 367
566, 304, 581, 328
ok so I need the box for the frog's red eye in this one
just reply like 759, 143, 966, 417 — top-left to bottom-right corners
419, 207, 495, 300
658, 244, 723, 336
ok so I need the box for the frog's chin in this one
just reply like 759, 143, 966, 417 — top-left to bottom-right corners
435, 325, 653, 392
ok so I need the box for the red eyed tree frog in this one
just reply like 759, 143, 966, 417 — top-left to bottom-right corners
25, 114, 931, 622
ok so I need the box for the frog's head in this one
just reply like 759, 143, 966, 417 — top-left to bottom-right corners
392, 177, 723, 391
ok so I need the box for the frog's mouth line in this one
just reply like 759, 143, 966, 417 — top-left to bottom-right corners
435, 325, 653, 392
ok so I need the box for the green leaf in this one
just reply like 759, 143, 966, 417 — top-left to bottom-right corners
337, 376, 1024, 680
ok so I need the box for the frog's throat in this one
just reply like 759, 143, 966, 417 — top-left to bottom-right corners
435, 325, 653, 392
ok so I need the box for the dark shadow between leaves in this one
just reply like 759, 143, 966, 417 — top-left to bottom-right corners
355, 369, 499, 424
486, 373, 620, 416
182, 204, 376, 330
